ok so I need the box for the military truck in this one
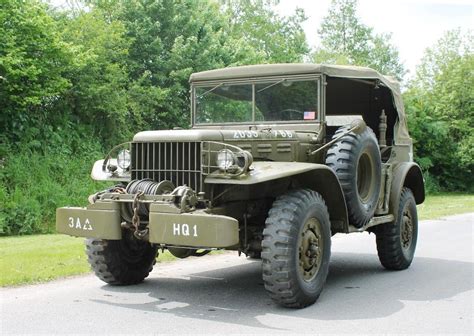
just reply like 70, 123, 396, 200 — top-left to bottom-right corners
56, 64, 424, 308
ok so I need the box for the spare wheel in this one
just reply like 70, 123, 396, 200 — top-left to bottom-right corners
325, 125, 382, 228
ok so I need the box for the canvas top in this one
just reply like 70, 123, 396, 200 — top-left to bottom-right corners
190, 64, 409, 143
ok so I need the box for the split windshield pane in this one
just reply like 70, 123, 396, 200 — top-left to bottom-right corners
195, 84, 253, 124
194, 78, 319, 124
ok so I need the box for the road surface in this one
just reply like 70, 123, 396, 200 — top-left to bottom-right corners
1, 213, 473, 334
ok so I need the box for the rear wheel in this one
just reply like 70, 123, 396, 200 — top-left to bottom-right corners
375, 188, 418, 270
262, 189, 331, 308
86, 230, 158, 285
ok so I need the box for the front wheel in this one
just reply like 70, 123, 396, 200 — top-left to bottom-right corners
262, 189, 331, 308
375, 187, 418, 270
86, 230, 158, 285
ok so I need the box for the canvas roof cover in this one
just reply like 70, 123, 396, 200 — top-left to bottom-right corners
190, 64, 410, 144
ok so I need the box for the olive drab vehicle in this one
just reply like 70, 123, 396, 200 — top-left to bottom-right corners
56, 64, 425, 308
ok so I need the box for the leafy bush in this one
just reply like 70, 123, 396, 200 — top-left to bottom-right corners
405, 29, 473, 192
0, 131, 106, 235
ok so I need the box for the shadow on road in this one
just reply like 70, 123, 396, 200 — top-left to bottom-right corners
93, 252, 473, 329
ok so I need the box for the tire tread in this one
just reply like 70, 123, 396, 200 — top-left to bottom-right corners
262, 189, 331, 308
325, 126, 381, 227
376, 188, 418, 270
85, 236, 158, 285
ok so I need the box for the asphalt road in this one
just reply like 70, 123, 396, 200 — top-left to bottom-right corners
1, 213, 473, 335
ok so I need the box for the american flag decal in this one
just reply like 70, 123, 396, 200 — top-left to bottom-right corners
304, 111, 316, 120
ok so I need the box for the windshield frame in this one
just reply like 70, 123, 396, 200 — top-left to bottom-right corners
191, 74, 322, 126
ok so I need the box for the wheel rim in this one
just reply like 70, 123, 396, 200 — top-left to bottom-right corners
357, 152, 373, 203
299, 218, 323, 282
400, 205, 413, 250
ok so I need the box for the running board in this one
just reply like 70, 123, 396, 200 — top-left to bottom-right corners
348, 214, 394, 233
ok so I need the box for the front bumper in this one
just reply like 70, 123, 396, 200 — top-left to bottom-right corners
56, 198, 239, 248
56, 202, 122, 240
149, 209, 238, 248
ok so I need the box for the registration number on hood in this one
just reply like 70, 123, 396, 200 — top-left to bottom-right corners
233, 130, 294, 139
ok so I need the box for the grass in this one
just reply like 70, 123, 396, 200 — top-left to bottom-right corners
417, 194, 474, 220
1, 193, 472, 287
0, 235, 177, 287
0, 235, 89, 286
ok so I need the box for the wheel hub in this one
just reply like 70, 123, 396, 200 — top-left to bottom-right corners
357, 151, 373, 204
299, 218, 323, 281
120, 230, 150, 263
401, 208, 413, 249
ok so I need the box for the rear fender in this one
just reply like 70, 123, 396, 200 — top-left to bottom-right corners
390, 162, 425, 222
205, 162, 349, 233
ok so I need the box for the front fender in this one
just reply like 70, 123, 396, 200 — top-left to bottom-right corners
205, 162, 349, 233
205, 161, 323, 185
91, 159, 130, 182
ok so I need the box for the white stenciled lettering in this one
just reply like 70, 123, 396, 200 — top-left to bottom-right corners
83, 219, 93, 231
270, 130, 293, 138
68, 217, 93, 230
182, 224, 190, 236
233, 130, 260, 139
172, 223, 198, 237
173, 223, 180, 236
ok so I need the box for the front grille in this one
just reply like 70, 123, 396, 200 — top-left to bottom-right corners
131, 142, 202, 192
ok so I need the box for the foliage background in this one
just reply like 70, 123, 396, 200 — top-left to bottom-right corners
0, 0, 472, 235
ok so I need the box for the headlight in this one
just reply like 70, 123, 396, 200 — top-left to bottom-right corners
117, 149, 131, 169
216, 149, 235, 171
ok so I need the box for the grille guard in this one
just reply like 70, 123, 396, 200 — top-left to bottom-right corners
94, 140, 252, 185
201, 141, 252, 178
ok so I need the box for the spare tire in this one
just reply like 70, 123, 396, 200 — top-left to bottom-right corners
325, 125, 382, 228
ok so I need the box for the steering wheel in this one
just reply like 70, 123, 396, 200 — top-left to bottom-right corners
278, 108, 304, 120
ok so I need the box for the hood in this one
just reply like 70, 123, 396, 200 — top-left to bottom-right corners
133, 128, 301, 143
133, 129, 224, 142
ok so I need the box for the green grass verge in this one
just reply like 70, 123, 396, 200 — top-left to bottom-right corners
1, 193, 472, 287
0, 235, 89, 286
417, 194, 474, 220
0, 235, 177, 287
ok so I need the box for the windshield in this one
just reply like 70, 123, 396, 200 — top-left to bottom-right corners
194, 77, 320, 124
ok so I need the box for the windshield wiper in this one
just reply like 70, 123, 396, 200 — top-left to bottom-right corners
256, 79, 285, 93
197, 83, 223, 99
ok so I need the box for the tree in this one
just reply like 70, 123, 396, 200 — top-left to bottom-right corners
85, 0, 310, 131
317, 0, 371, 62
404, 29, 473, 191
56, 9, 133, 145
312, 0, 405, 79
0, 0, 72, 144
222, 0, 309, 63
86, 0, 255, 130
412, 28, 472, 91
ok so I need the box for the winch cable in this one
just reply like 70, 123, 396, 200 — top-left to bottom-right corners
126, 179, 159, 217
